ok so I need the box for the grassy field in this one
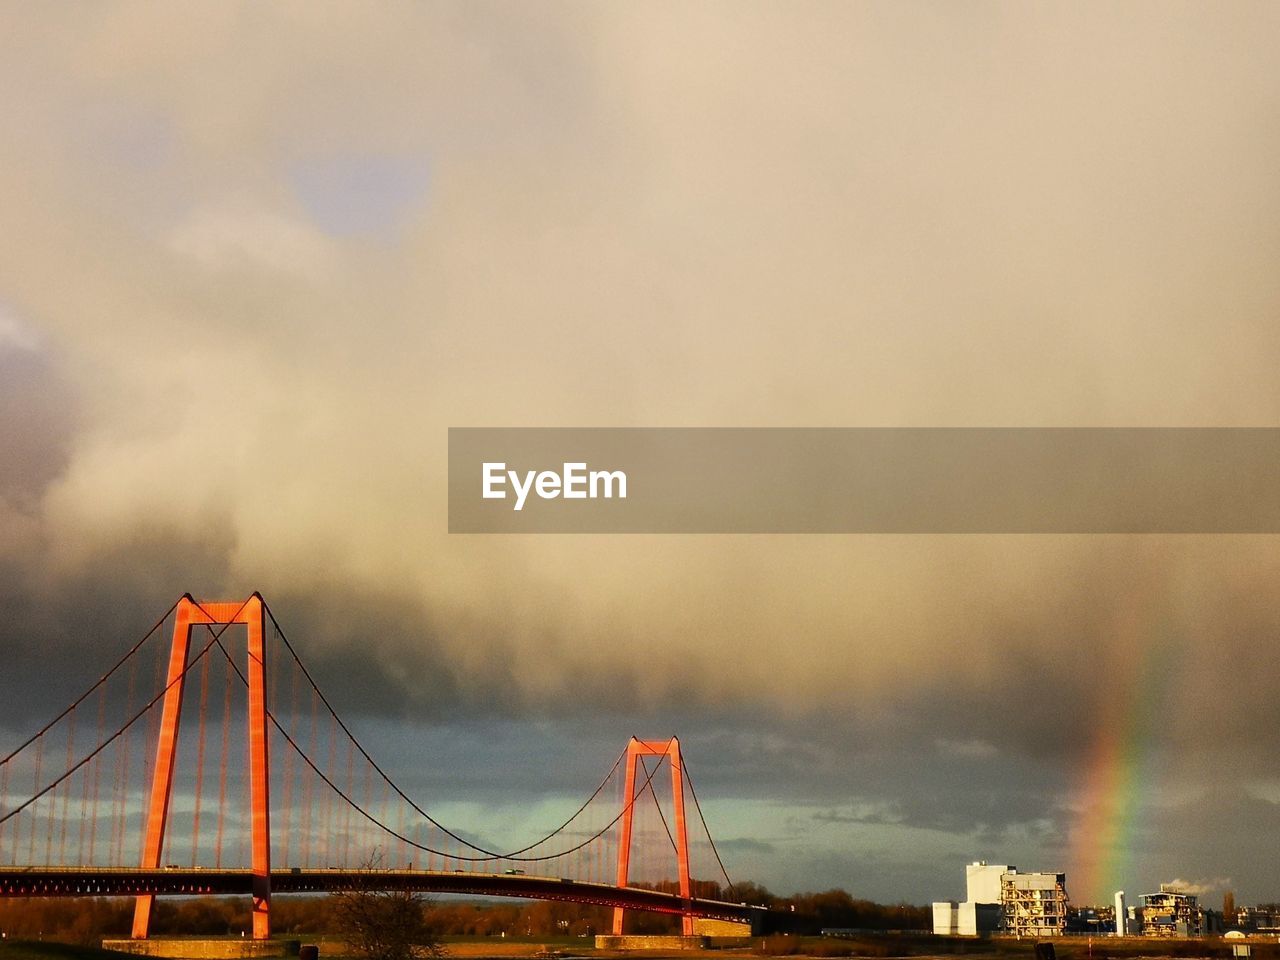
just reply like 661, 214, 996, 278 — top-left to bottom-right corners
750, 934, 1280, 960
0, 942, 138, 960
5, 935, 1279, 960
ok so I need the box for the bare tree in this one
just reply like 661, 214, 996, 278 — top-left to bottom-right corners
333, 858, 446, 960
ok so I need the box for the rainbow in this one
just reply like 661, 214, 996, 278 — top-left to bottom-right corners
1068, 595, 1175, 905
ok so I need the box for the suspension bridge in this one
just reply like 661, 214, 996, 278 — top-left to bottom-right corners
0, 595, 759, 939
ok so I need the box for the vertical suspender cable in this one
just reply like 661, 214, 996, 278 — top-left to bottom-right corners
0, 745, 10, 858
142, 638, 161, 797
361, 763, 374, 863
44, 731, 57, 862
638, 758, 648, 885
29, 735, 43, 864
396, 791, 407, 868
279, 664, 300, 868
342, 739, 355, 867
300, 688, 318, 868
379, 777, 391, 863
76, 742, 90, 870
190, 643, 211, 865
107, 727, 120, 864
57, 710, 76, 864
323, 713, 338, 863
137, 636, 163, 867
679, 756, 735, 896
88, 686, 105, 864
113, 654, 138, 866
594, 800, 601, 883
214, 653, 231, 868
235, 703, 248, 868
0, 748, 8, 855
76, 738, 90, 865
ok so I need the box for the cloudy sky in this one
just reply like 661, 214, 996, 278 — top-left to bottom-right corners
3, 1, 1280, 906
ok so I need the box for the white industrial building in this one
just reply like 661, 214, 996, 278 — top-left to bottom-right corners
933, 861, 1068, 937
932, 900, 1003, 937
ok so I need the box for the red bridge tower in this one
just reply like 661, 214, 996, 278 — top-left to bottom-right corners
131, 595, 272, 940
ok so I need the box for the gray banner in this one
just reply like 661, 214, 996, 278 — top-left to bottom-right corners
448, 428, 1280, 533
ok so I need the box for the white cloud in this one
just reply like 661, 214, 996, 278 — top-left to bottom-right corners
1161, 877, 1233, 897
0, 304, 42, 353
168, 200, 333, 277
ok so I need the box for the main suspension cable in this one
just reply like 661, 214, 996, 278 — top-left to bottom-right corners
0, 597, 182, 767
0, 602, 250, 829
211, 623, 664, 864
640, 755, 680, 856
261, 601, 624, 858
680, 755, 735, 895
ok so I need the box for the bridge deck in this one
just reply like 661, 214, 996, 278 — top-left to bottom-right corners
0, 867, 759, 923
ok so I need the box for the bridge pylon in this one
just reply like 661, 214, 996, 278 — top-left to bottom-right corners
131, 595, 272, 940
612, 737, 694, 937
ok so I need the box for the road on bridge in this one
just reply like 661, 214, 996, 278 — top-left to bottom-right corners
0, 865, 763, 924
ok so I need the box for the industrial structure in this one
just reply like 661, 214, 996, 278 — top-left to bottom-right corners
1141, 885, 1203, 937
1233, 906, 1280, 933
933, 862, 1068, 937
1112, 891, 1143, 935
1001, 870, 1069, 937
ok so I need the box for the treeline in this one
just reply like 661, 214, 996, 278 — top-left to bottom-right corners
626, 880, 929, 934
721, 883, 930, 934
0, 883, 929, 942
0, 898, 331, 944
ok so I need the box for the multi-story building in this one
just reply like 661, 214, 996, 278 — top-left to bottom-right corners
1141, 886, 1202, 937
1001, 871, 1069, 937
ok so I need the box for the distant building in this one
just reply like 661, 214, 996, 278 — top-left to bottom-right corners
932, 900, 1003, 936
1141, 885, 1203, 937
933, 862, 1009, 936
932, 861, 1068, 937
1235, 906, 1280, 933
1067, 904, 1114, 935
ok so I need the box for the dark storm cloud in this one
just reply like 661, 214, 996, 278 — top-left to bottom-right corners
0, 529, 237, 726
715, 837, 776, 857
1137, 791, 1280, 902
814, 810, 897, 826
